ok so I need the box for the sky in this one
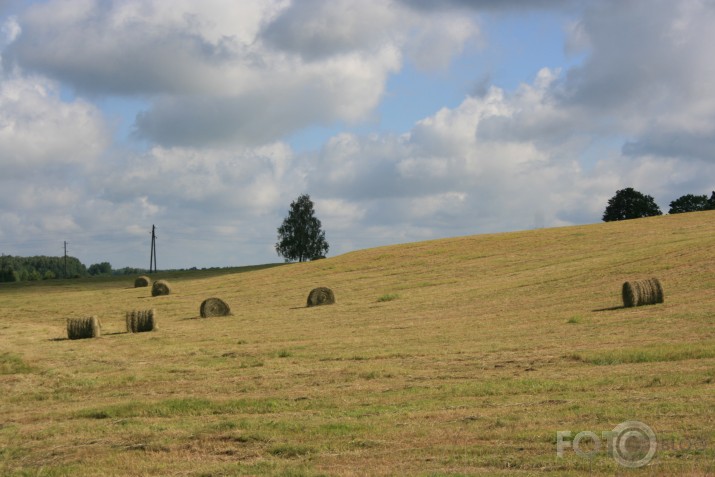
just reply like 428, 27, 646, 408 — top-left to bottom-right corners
1, 0, 714, 269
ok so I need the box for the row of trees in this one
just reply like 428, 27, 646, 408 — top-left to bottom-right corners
0, 255, 87, 282
603, 188, 715, 222
0, 256, 149, 283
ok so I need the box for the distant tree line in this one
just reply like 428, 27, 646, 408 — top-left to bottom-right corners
0, 255, 87, 282
0, 255, 151, 283
87, 262, 112, 276
668, 192, 715, 214
603, 188, 715, 221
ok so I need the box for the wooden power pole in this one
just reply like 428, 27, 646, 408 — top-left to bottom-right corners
149, 225, 157, 273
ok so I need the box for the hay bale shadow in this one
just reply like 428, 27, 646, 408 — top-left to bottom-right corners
592, 305, 626, 312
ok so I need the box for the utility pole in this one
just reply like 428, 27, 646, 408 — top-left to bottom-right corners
149, 225, 157, 273
64, 241, 68, 278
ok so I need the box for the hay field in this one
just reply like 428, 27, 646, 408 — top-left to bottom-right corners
1, 212, 714, 476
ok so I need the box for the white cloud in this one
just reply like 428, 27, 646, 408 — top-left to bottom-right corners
0, 73, 108, 173
313, 198, 367, 246
261, 0, 400, 60
0, 69, 111, 258
406, 12, 480, 71
305, 82, 593, 232
101, 142, 298, 215
4, 0, 281, 95
560, 0, 715, 154
4, 0, 478, 147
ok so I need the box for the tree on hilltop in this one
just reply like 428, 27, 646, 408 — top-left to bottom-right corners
602, 188, 662, 222
669, 190, 715, 213
668, 194, 709, 214
276, 194, 329, 262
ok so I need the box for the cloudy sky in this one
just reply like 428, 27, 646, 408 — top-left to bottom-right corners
1, 0, 714, 269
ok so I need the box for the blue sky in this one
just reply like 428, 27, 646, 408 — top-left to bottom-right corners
1, 0, 714, 269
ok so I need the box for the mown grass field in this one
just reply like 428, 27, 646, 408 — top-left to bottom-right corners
1, 211, 714, 476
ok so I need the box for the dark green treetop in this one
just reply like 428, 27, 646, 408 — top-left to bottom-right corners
275, 194, 329, 262
602, 187, 662, 222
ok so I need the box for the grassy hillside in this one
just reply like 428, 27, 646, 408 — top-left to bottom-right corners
1, 211, 714, 476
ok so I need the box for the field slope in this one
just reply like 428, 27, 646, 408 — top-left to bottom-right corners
1, 212, 714, 476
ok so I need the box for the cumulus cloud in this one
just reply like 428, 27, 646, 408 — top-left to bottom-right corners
401, 0, 575, 11
132, 45, 402, 146
0, 73, 108, 175
262, 0, 480, 71
405, 12, 480, 71
261, 0, 400, 60
0, 70, 109, 256
303, 82, 592, 236
100, 143, 297, 215
559, 0, 715, 160
4, 0, 478, 147
3, 0, 279, 95
306, 17, 715, 240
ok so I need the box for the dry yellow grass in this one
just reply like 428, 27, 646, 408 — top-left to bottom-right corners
1, 212, 714, 476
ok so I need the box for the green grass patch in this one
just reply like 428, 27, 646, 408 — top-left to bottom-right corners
2, 464, 81, 477
568, 342, 715, 365
0, 352, 33, 375
377, 293, 400, 302
317, 421, 363, 436
268, 443, 315, 458
76, 397, 285, 419
239, 357, 265, 368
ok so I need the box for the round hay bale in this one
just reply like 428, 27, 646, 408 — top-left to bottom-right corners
126, 310, 137, 333
622, 278, 664, 307
306, 287, 335, 307
126, 309, 157, 333
67, 316, 101, 340
622, 282, 637, 308
137, 309, 156, 332
134, 275, 151, 287
200, 298, 232, 318
151, 280, 172, 297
